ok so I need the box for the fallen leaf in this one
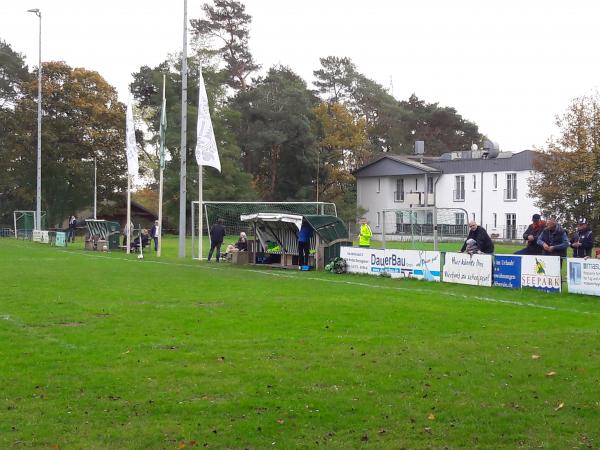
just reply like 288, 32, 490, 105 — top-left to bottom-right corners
361, 434, 369, 442
177, 441, 186, 449
546, 371, 557, 377
378, 428, 387, 434
276, 419, 284, 424
51, 445, 60, 450
427, 413, 436, 421
531, 354, 541, 360
217, 356, 225, 362
554, 402, 564, 411
423, 427, 432, 434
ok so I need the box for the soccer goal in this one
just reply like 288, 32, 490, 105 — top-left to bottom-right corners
13, 210, 47, 239
381, 206, 469, 250
190, 201, 338, 259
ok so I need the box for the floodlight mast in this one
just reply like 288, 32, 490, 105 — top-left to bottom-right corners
28, 8, 42, 230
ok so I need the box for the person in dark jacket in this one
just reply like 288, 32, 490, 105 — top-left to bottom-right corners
460, 221, 494, 254
207, 218, 226, 262
570, 218, 594, 258
537, 217, 569, 258
68, 215, 77, 243
514, 213, 545, 255
297, 220, 313, 266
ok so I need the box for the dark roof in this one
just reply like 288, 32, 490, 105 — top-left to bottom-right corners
354, 154, 441, 177
427, 150, 537, 174
354, 150, 538, 177
304, 215, 349, 242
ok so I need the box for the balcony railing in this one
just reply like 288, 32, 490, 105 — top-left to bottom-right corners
504, 188, 517, 201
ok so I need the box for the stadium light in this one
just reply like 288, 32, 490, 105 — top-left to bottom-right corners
27, 8, 42, 230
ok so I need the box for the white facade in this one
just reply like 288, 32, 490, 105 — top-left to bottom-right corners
355, 152, 539, 240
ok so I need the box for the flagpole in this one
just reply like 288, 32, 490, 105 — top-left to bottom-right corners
199, 166, 203, 260
178, 0, 188, 258
126, 175, 131, 254
157, 74, 165, 257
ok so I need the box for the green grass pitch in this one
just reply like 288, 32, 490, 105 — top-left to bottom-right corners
1, 237, 599, 448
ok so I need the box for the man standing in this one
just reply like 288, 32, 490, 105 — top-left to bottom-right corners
297, 219, 313, 267
460, 221, 494, 254
150, 220, 160, 252
207, 218, 226, 262
537, 217, 569, 258
570, 218, 594, 258
68, 215, 77, 243
358, 217, 372, 248
514, 214, 545, 255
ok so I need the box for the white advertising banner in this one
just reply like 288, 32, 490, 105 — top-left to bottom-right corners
442, 252, 493, 286
340, 247, 385, 275
32, 230, 49, 243
567, 258, 600, 296
384, 249, 441, 281
520, 255, 561, 293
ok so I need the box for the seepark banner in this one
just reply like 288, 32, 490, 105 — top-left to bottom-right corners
567, 258, 600, 296
520, 255, 561, 293
442, 252, 493, 286
339, 247, 441, 281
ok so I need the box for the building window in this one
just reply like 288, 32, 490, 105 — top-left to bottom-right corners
455, 212, 465, 225
506, 213, 517, 239
415, 178, 418, 190
493, 174, 498, 190
472, 174, 477, 190
493, 213, 497, 228
505, 173, 517, 200
454, 175, 465, 201
395, 178, 404, 202
377, 177, 381, 193
472, 212, 475, 222
426, 212, 433, 224
427, 177, 434, 194
376, 212, 381, 227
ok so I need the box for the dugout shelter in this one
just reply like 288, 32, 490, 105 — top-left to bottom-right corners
240, 213, 351, 269
84, 219, 121, 250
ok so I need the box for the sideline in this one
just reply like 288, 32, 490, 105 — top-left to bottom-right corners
43, 244, 598, 316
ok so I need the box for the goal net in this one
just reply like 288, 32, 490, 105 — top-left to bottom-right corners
381, 207, 469, 249
13, 210, 47, 239
190, 201, 337, 259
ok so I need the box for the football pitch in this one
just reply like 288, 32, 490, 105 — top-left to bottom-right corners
1, 238, 599, 449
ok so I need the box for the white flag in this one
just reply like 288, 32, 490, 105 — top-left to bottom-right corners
195, 68, 221, 172
125, 97, 138, 177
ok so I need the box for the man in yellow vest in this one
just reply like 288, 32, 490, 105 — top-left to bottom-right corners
358, 217, 372, 248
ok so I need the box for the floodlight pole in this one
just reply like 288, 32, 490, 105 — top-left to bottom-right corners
28, 8, 42, 230
178, 0, 188, 257
93, 157, 97, 219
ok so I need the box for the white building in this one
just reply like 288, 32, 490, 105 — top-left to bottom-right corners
354, 149, 539, 240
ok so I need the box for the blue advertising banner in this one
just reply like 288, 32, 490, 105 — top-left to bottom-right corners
493, 255, 522, 289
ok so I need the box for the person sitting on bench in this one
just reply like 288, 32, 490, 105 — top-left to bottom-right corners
131, 229, 150, 251
224, 232, 248, 260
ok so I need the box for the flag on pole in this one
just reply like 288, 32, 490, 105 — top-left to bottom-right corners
159, 84, 167, 170
195, 68, 221, 172
125, 97, 138, 177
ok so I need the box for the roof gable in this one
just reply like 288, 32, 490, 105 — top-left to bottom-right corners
354, 155, 440, 177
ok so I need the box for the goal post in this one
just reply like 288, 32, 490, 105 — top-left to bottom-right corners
13, 210, 47, 239
381, 206, 468, 250
190, 201, 338, 260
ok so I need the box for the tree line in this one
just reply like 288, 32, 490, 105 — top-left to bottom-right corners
6, 1, 596, 231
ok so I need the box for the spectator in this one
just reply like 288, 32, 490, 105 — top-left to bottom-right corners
207, 218, 226, 262
150, 220, 160, 252
514, 214, 545, 255
130, 229, 149, 251
68, 215, 77, 243
460, 221, 494, 254
358, 217, 372, 248
225, 232, 248, 259
537, 217, 569, 258
464, 238, 481, 255
122, 221, 133, 247
298, 220, 313, 267
570, 218, 594, 258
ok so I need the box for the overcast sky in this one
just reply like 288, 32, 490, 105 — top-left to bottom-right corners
1, 0, 599, 152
